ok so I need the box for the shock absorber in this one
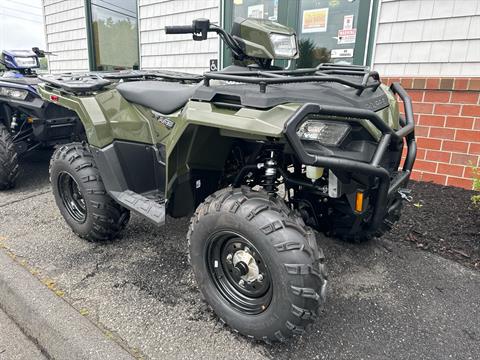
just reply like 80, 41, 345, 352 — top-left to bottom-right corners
263, 151, 277, 194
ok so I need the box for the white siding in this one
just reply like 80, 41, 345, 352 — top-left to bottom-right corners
373, 0, 480, 76
43, 0, 89, 73
138, 0, 219, 74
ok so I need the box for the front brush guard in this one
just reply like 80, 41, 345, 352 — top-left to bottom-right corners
284, 82, 416, 232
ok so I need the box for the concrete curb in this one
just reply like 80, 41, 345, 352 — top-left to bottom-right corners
0, 250, 135, 360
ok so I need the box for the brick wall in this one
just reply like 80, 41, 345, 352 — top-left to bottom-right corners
383, 77, 480, 190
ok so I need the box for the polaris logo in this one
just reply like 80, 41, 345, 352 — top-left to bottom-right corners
152, 111, 175, 129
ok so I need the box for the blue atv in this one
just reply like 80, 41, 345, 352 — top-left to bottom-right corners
0, 48, 83, 189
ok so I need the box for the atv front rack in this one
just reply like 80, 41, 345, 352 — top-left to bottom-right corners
204, 63, 381, 95
284, 82, 416, 232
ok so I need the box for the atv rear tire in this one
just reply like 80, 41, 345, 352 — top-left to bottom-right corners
0, 123, 19, 190
188, 186, 327, 343
50, 142, 130, 242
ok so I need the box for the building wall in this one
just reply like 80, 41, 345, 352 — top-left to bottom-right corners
373, 0, 480, 77
138, 0, 220, 74
373, 0, 480, 190
381, 76, 480, 190
43, 0, 89, 73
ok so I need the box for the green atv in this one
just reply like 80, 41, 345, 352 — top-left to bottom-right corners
38, 18, 416, 342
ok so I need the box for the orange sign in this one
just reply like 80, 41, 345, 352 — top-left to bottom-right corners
302, 8, 329, 33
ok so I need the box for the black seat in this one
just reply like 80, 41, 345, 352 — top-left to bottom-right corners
116, 80, 200, 114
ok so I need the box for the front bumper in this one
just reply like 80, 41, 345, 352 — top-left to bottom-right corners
284, 82, 416, 232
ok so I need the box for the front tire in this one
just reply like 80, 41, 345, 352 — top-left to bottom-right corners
49, 142, 130, 241
188, 186, 327, 343
0, 123, 19, 190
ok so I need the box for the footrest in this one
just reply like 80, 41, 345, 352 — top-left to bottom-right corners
110, 190, 165, 226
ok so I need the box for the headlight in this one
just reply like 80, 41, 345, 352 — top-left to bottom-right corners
0, 87, 29, 100
14, 56, 38, 68
269, 33, 297, 58
297, 120, 350, 146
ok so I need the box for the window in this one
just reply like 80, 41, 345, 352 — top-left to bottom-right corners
88, 0, 139, 71
222, 0, 378, 68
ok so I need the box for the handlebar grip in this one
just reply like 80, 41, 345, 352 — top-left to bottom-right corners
165, 25, 194, 34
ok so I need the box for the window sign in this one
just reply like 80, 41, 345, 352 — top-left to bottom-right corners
302, 8, 329, 33
248, 4, 265, 18
233, 0, 278, 21
343, 14, 354, 30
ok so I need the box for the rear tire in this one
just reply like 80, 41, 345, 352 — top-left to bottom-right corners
49, 142, 130, 242
188, 186, 327, 343
0, 123, 19, 190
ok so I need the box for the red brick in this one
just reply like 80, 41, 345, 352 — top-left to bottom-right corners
416, 148, 426, 160
425, 150, 451, 163
445, 116, 474, 129
429, 127, 455, 140
442, 140, 469, 153
464, 166, 476, 179
468, 79, 480, 91
424, 91, 450, 103
422, 172, 447, 185
417, 137, 442, 150
455, 129, 480, 142
454, 78, 469, 90
413, 114, 420, 124
461, 105, 480, 116
408, 90, 424, 102
418, 114, 445, 127
446, 177, 474, 189
475, 118, 480, 130
435, 104, 461, 115
470, 143, 480, 155
426, 78, 440, 90
410, 170, 422, 181
451, 153, 479, 166
450, 92, 479, 104
415, 126, 430, 136
414, 160, 437, 172
414, 102, 434, 114
400, 78, 413, 89
437, 163, 464, 177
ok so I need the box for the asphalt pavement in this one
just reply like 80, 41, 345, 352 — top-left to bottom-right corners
0, 150, 479, 360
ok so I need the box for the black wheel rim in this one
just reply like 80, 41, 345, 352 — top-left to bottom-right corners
206, 231, 273, 315
58, 171, 87, 223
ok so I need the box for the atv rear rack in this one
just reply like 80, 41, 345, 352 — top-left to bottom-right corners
284, 82, 416, 232
39, 70, 203, 94
100, 70, 204, 83
204, 63, 381, 95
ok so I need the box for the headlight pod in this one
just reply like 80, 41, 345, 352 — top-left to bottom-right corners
14, 56, 38, 68
297, 120, 350, 146
269, 33, 297, 58
0, 87, 29, 100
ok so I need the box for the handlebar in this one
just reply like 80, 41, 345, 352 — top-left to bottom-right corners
165, 18, 244, 59
164, 25, 195, 34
